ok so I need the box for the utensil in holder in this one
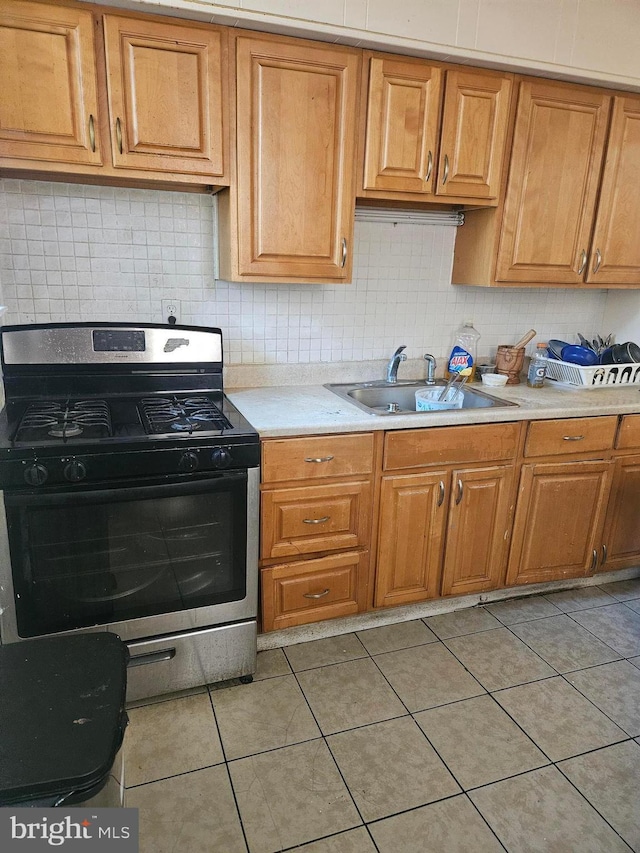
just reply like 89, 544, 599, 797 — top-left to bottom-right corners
495, 345, 525, 385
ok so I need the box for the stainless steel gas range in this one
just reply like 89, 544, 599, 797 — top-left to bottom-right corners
0, 322, 259, 701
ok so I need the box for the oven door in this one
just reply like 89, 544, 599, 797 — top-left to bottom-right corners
0, 470, 258, 642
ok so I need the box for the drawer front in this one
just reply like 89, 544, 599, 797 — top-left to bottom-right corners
261, 480, 371, 560
617, 415, 640, 450
262, 433, 375, 483
261, 551, 366, 631
525, 416, 617, 457
384, 422, 520, 471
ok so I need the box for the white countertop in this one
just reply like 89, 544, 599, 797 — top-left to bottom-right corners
227, 380, 640, 438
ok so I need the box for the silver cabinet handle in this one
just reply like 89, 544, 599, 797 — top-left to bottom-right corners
577, 249, 587, 275
304, 455, 334, 463
303, 589, 330, 599
563, 435, 584, 441
303, 516, 330, 525
442, 154, 450, 185
590, 549, 598, 572
455, 478, 463, 505
128, 648, 176, 667
116, 117, 123, 154
437, 480, 445, 507
89, 114, 96, 152
593, 248, 602, 274
425, 149, 433, 182
601, 544, 607, 568
341, 237, 347, 268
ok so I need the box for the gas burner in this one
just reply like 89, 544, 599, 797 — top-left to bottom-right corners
138, 395, 232, 435
14, 400, 113, 443
49, 423, 83, 438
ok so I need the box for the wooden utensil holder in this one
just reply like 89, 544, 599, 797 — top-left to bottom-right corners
495, 345, 525, 385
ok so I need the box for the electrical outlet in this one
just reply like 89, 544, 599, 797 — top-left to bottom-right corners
161, 299, 180, 324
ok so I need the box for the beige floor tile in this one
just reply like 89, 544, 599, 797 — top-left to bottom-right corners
373, 643, 484, 712
494, 676, 626, 761
510, 614, 621, 673
292, 828, 377, 852
127, 765, 246, 853
566, 660, 640, 736
424, 607, 501, 639
356, 619, 437, 655
544, 585, 616, 612
210, 674, 320, 760
570, 603, 640, 656
370, 795, 504, 853
624, 597, 640, 615
327, 716, 459, 821
598, 577, 640, 601
470, 766, 629, 853
414, 694, 547, 789
297, 658, 406, 735
284, 634, 367, 672
485, 596, 561, 625
444, 628, 555, 691
559, 741, 640, 851
630, 655, 640, 669
254, 648, 291, 680
229, 739, 360, 853
125, 692, 223, 787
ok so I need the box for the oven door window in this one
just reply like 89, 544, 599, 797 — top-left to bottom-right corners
6, 474, 248, 637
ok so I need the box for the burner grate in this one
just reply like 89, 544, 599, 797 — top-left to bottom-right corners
15, 400, 112, 443
139, 396, 232, 435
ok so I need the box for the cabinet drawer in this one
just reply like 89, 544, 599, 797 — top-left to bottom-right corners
261, 551, 366, 631
261, 480, 371, 560
525, 416, 617, 457
262, 433, 374, 483
384, 422, 520, 471
617, 415, 640, 450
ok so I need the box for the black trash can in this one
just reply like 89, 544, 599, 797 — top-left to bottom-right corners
0, 633, 129, 808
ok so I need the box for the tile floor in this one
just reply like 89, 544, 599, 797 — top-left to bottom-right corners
125, 578, 640, 852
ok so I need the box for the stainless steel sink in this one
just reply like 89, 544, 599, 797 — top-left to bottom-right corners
324, 380, 518, 416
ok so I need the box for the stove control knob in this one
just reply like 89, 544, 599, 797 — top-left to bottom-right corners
24, 463, 48, 486
64, 460, 87, 482
211, 447, 232, 469
178, 451, 199, 472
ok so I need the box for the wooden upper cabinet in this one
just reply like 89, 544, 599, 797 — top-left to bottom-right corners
362, 55, 442, 195
586, 95, 640, 286
495, 80, 611, 284
233, 35, 359, 282
103, 15, 226, 178
436, 68, 512, 200
0, 0, 101, 166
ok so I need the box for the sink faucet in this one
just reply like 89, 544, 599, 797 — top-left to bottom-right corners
423, 353, 436, 385
386, 346, 407, 384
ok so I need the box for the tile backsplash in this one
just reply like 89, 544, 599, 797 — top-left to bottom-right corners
0, 179, 608, 366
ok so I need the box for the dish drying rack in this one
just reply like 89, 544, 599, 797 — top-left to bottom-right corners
541, 356, 640, 389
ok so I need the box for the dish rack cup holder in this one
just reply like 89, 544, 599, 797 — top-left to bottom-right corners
541, 356, 640, 388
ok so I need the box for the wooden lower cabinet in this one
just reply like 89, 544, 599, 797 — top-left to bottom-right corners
441, 465, 515, 596
261, 551, 368, 632
374, 471, 447, 608
600, 454, 640, 572
506, 459, 614, 586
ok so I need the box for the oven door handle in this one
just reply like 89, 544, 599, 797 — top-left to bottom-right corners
3, 471, 248, 507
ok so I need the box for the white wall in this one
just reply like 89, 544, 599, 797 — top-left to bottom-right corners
96, 0, 640, 90
0, 179, 609, 365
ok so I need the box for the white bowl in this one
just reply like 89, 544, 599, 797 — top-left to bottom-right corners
481, 373, 508, 387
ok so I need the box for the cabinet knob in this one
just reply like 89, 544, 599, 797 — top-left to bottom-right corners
578, 250, 588, 275
340, 237, 347, 269
303, 589, 330, 599
442, 154, 450, 185
455, 478, 464, 505
116, 117, 123, 154
425, 149, 433, 182
592, 248, 602, 274
303, 516, 330, 524
89, 114, 96, 153
304, 455, 334, 464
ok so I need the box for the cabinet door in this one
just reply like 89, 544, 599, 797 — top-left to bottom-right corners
600, 455, 640, 572
235, 36, 359, 281
0, 0, 101, 165
103, 15, 226, 177
586, 95, 640, 286
374, 471, 447, 608
496, 80, 610, 284
506, 460, 613, 586
362, 56, 442, 195
436, 68, 512, 200
441, 465, 515, 596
